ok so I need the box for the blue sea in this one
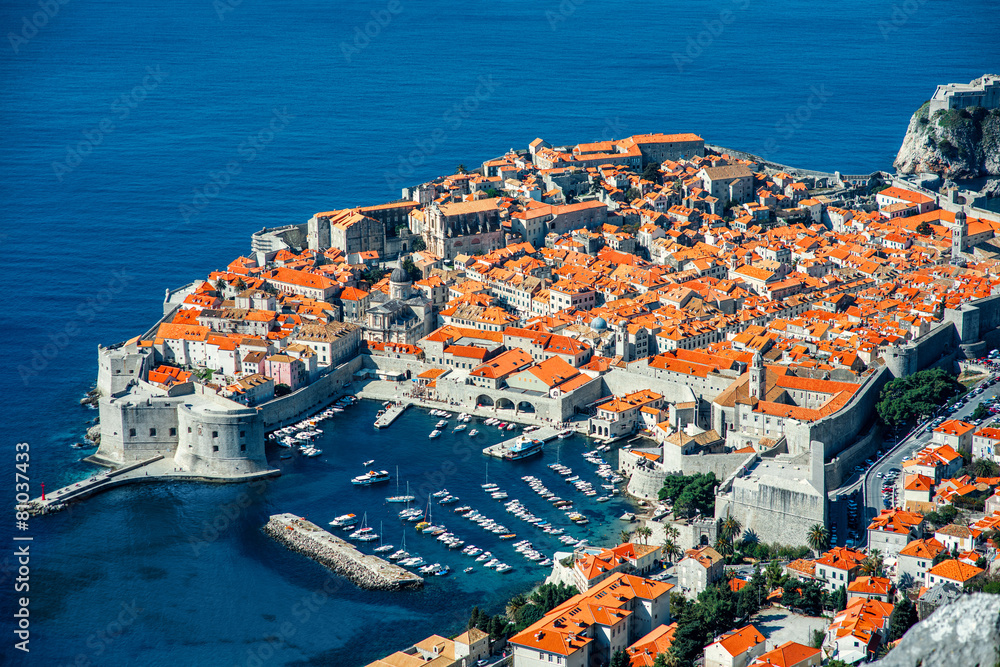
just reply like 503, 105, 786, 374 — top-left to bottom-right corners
2, 0, 998, 664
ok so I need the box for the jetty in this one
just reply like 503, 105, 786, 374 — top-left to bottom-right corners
263, 513, 423, 590
482, 426, 563, 459
374, 401, 410, 429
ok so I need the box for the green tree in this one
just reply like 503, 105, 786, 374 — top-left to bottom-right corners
916, 220, 933, 236
719, 515, 742, 545
661, 539, 681, 564
861, 550, 885, 577
972, 403, 990, 421
505, 594, 526, 622
641, 162, 662, 185
765, 559, 785, 591
887, 596, 918, 641
652, 653, 670, 667
625, 187, 641, 200
876, 368, 963, 427
610, 648, 629, 667
658, 473, 718, 518
456, 163, 467, 174
811, 628, 825, 648
274, 383, 292, 397
967, 458, 1000, 478
806, 524, 830, 557
829, 585, 847, 612
411, 237, 426, 252
635, 525, 653, 545
484, 187, 500, 198
401, 256, 422, 282
620, 529, 633, 544
468, 605, 484, 629
667, 599, 708, 665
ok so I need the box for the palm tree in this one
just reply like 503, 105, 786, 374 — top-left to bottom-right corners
666, 525, 680, 543
661, 539, 681, 564
741, 529, 759, 549
636, 525, 653, 546
505, 594, 526, 622
620, 529, 633, 544
715, 536, 734, 556
765, 559, 785, 591
806, 524, 830, 557
861, 550, 884, 577
720, 515, 742, 544
456, 163, 467, 174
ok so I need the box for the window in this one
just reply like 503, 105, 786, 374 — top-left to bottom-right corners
240, 431, 245, 438
188, 427, 192, 433
129, 428, 136, 437
149, 428, 157, 436
212, 446, 219, 452
240, 444, 246, 452
212, 431, 219, 438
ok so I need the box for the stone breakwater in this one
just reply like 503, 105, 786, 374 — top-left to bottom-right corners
263, 513, 424, 591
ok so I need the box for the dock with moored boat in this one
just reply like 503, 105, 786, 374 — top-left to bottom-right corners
374, 402, 410, 429
263, 513, 423, 590
482, 426, 565, 459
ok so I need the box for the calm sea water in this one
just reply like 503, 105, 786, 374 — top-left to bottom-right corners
2, 0, 999, 664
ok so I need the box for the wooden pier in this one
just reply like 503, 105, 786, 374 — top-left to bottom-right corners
374, 402, 410, 429
482, 426, 564, 459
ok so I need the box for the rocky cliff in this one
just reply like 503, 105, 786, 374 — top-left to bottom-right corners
894, 75, 1000, 182
875, 593, 1000, 667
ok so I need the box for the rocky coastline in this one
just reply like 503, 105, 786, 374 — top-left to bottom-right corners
263, 513, 424, 591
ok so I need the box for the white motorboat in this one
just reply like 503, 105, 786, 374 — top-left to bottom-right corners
429, 430, 441, 439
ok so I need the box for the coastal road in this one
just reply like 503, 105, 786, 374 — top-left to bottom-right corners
855, 373, 999, 547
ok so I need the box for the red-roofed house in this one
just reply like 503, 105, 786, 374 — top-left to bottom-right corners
846, 576, 894, 603
750, 641, 820, 667
704, 624, 766, 667
932, 420, 975, 454
973, 426, 1000, 463
925, 559, 984, 588
508, 572, 674, 667
867, 509, 926, 558
626, 622, 678, 667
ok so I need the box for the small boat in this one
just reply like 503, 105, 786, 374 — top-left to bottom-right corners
329, 513, 358, 528
506, 423, 516, 431
436, 420, 448, 429
557, 430, 573, 439
352, 470, 391, 485
303, 448, 322, 457
429, 430, 441, 439
431, 489, 449, 498
363, 459, 375, 466
454, 424, 467, 432
469, 429, 479, 436
464, 566, 474, 573
279, 452, 292, 459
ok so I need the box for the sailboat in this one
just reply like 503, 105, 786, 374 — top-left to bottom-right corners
386, 467, 415, 503
388, 532, 409, 561
415, 497, 433, 532
374, 521, 394, 553
349, 513, 378, 541
480, 460, 492, 489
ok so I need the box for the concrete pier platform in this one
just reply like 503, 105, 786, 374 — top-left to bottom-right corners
374, 401, 410, 429
25, 455, 280, 515
264, 513, 423, 590
482, 426, 564, 459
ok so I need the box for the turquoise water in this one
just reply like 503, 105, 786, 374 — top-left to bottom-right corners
3, 0, 999, 663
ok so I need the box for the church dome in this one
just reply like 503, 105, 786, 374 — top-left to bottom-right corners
591, 316, 608, 332
389, 266, 410, 283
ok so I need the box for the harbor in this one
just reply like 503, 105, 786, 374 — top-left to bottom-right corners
263, 513, 424, 591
